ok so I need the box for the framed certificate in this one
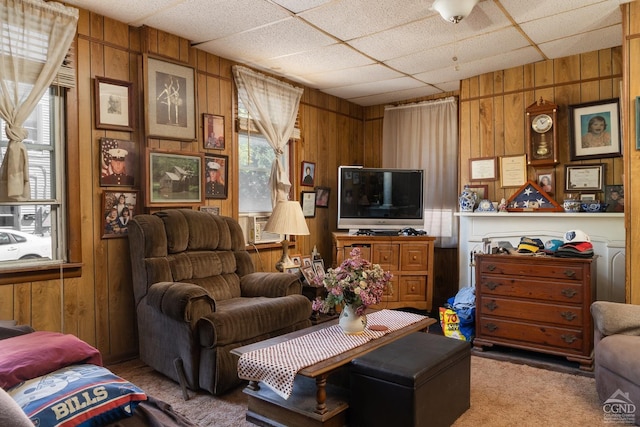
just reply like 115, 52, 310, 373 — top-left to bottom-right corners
499, 154, 527, 188
565, 164, 605, 192
469, 157, 497, 181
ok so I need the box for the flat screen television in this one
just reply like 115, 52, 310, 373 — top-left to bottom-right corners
337, 166, 424, 232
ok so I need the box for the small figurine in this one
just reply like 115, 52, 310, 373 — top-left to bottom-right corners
498, 198, 508, 213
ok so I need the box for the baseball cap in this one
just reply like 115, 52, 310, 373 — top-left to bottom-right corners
517, 237, 544, 253
564, 229, 591, 243
543, 239, 563, 254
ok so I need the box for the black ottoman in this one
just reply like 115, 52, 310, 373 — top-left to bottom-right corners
349, 332, 470, 427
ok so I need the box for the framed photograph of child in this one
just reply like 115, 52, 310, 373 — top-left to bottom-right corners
301, 161, 315, 187
569, 98, 621, 161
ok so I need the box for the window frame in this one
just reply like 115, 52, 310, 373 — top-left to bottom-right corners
0, 86, 82, 284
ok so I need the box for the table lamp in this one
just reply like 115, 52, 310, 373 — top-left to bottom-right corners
263, 200, 310, 272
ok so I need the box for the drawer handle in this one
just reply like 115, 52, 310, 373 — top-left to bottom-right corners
412, 255, 417, 260
563, 270, 576, 278
561, 288, 578, 298
560, 311, 577, 321
487, 265, 496, 271
485, 282, 500, 291
484, 301, 498, 311
484, 323, 498, 332
384, 256, 389, 260
561, 334, 578, 344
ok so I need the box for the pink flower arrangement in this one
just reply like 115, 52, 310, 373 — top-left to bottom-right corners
312, 247, 393, 316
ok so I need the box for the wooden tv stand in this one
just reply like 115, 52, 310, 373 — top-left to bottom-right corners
332, 232, 435, 312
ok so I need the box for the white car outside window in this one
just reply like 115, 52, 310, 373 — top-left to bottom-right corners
0, 230, 52, 261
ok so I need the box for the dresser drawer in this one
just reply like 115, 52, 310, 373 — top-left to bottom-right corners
380, 277, 399, 302
477, 276, 584, 304
400, 244, 429, 271
477, 257, 586, 282
478, 296, 583, 326
477, 316, 584, 351
372, 244, 400, 271
398, 276, 426, 301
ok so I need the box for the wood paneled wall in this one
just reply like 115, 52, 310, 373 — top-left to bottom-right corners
0, 10, 365, 362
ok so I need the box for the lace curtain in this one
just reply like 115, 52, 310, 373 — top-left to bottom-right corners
232, 65, 303, 206
0, 0, 78, 201
382, 97, 459, 247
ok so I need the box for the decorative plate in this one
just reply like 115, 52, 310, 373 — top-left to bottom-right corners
475, 199, 496, 212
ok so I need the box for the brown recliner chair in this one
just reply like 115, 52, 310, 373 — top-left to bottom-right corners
128, 209, 312, 396
591, 301, 640, 425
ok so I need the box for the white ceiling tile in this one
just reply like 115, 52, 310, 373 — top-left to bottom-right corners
539, 25, 623, 59
270, 0, 333, 14
299, 0, 434, 41
196, 17, 335, 63
62, 0, 182, 24
520, 2, 621, 45
142, 0, 290, 43
500, 0, 607, 24
257, 44, 374, 77
302, 64, 405, 88
322, 77, 425, 99
346, 86, 443, 107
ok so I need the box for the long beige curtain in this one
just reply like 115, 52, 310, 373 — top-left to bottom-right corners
232, 65, 303, 206
382, 97, 458, 247
0, 0, 78, 201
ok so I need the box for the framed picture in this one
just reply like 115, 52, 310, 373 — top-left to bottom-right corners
301, 265, 316, 284
144, 55, 196, 141
301, 255, 312, 267
203, 114, 225, 149
535, 168, 555, 196
204, 154, 228, 199
604, 184, 624, 212
285, 266, 301, 277
315, 186, 330, 208
199, 206, 220, 215
464, 184, 488, 200
301, 191, 316, 217
301, 161, 315, 186
581, 193, 596, 201
290, 254, 302, 266
102, 190, 137, 239
94, 77, 133, 131
469, 157, 497, 181
565, 164, 605, 192
569, 98, 621, 160
146, 149, 203, 206
99, 137, 136, 187
499, 154, 527, 188
313, 259, 325, 280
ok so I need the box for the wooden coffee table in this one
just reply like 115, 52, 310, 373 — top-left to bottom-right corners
232, 315, 436, 427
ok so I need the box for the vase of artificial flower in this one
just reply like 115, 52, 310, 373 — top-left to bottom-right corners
339, 303, 368, 334
312, 247, 392, 334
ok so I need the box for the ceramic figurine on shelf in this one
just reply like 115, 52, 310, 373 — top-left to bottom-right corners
458, 186, 478, 212
498, 198, 508, 212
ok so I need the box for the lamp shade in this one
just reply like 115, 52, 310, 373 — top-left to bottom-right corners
263, 201, 310, 236
433, 0, 479, 24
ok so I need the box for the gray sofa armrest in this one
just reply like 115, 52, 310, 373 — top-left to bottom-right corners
146, 281, 215, 326
240, 272, 302, 297
591, 301, 640, 337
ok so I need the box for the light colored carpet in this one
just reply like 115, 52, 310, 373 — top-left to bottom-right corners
109, 355, 604, 426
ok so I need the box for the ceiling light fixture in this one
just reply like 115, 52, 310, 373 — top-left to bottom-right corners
433, 0, 479, 24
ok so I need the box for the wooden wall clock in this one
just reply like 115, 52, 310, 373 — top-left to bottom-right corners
526, 98, 559, 167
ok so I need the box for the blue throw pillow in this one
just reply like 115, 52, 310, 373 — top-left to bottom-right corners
8, 364, 147, 427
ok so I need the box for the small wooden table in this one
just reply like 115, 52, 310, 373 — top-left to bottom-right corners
232, 315, 436, 427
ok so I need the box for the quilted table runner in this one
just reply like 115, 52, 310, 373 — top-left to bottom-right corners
237, 309, 426, 399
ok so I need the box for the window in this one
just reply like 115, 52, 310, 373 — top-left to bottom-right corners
0, 86, 66, 269
237, 100, 290, 214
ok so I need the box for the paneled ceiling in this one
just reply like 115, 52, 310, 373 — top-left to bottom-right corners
64, 0, 631, 106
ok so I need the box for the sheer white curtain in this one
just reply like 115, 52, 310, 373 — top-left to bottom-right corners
0, 0, 78, 201
382, 97, 458, 247
232, 65, 303, 206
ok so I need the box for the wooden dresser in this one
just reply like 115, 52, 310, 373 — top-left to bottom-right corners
332, 232, 435, 311
473, 254, 596, 370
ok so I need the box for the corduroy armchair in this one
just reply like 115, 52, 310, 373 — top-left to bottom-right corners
591, 301, 640, 425
128, 209, 312, 396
